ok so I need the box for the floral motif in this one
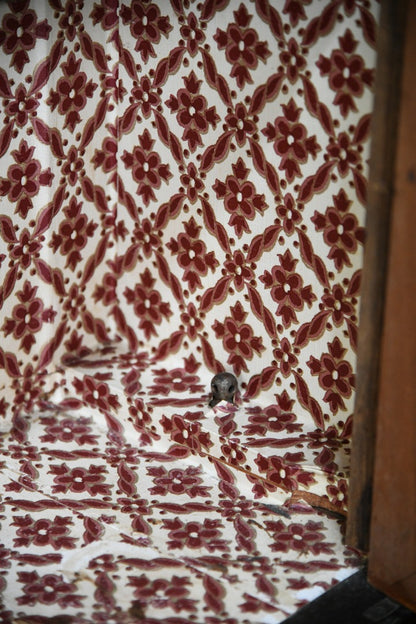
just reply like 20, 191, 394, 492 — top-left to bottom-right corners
326, 131, 360, 177
50, 197, 97, 271
277, 193, 302, 236
212, 301, 265, 375
58, 0, 83, 41
221, 440, 246, 467
214, 3, 271, 88
312, 188, 365, 269
47, 52, 97, 131
72, 375, 121, 413
326, 478, 349, 508
104, 63, 126, 104
0, 3, 51, 72
167, 217, 218, 292
10, 364, 44, 415
280, 37, 307, 83
226, 102, 257, 147
0, 1, 378, 617
180, 12, 205, 56
63, 284, 86, 321
180, 162, 204, 203
317, 29, 374, 117
117, 496, 150, 516
128, 398, 159, 445
5, 83, 39, 127
260, 250, 316, 328
40, 416, 97, 445
213, 158, 267, 237
161, 414, 213, 452
17, 571, 82, 608
0, 139, 53, 218
1, 281, 56, 354
307, 336, 355, 414
162, 517, 229, 552
264, 520, 335, 555
322, 283, 356, 326
150, 367, 204, 395
124, 268, 172, 339
128, 574, 197, 612
219, 498, 255, 520
9, 443, 40, 461
147, 465, 211, 498
273, 337, 299, 378
165, 71, 220, 152
93, 272, 117, 307
262, 99, 321, 182
88, 554, 118, 572
244, 403, 301, 436
10, 228, 41, 269
49, 463, 111, 496
121, 129, 172, 205
12, 515, 76, 550
131, 75, 160, 118
255, 453, 315, 492
120, 1, 172, 62
224, 249, 254, 291
133, 218, 161, 258
106, 445, 139, 466
180, 303, 204, 340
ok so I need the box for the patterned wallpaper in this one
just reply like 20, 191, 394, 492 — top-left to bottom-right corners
0, 0, 378, 440
0, 1, 381, 621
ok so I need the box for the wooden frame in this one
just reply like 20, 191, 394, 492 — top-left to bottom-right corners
347, 0, 416, 611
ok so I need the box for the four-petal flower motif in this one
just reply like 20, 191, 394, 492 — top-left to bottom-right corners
49, 197, 98, 271
213, 158, 267, 237
47, 52, 97, 132
121, 129, 172, 205
0, 140, 53, 218
312, 188, 365, 270
165, 71, 220, 152
120, 1, 172, 63
1, 281, 56, 354
124, 268, 172, 339
167, 217, 219, 293
317, 29, 374, 117
162, 517, 229, 552
214, 3, 271, 88
260, 250, 316, 328
212, 301, 265, 375
0, 5, 51, 73
262, 99, 321, 182
307, 337, 355, 414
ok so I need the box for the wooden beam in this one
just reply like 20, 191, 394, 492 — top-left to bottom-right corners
367, 0, 416, 609
346, 0, 407, 551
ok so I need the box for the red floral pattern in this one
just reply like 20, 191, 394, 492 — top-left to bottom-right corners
262, 99, 321, 182
0, 0, 379, 620
214, 3, 271, 88
0, 140, 53, 218
166, 70, 220, 152
213, 157, 267, 237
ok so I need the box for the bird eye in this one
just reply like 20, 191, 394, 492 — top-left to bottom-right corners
228, 385, 234, 393
212, 383, 218, 393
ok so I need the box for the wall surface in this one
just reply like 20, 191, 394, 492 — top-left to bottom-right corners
0, 0, 379, 452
